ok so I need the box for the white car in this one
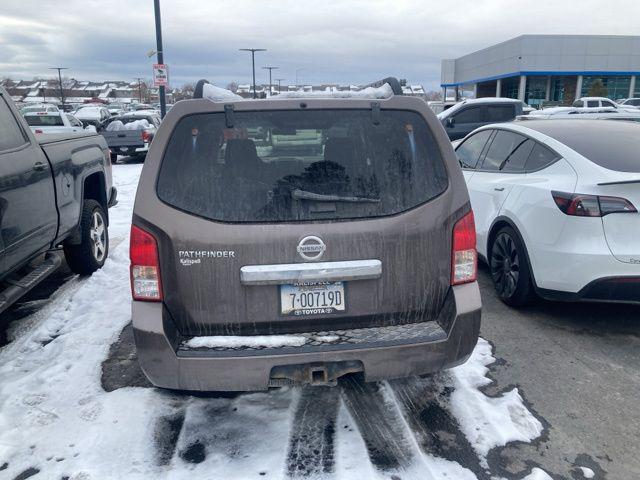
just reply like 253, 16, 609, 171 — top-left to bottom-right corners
20, 103, 59, 115
573, 96, 637, 112
455, 119, 639, 306
23, 111, 87, 134
74, 105, 111, 130
619, 98, 640, 108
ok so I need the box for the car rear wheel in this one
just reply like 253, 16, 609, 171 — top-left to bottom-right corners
64, 200, 109, 275
490, 226, 533, 306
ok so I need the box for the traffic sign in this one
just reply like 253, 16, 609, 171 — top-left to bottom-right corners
153, 64, 169, 87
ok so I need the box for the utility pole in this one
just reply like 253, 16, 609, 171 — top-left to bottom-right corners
262, 66, 278, 97
134, 77, 144, 103
239, 48, 266, 98
153, 0, 166, 117
49, 67, 68, 109
275, 78, 285, 94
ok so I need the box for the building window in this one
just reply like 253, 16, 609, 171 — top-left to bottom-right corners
581, 76, 631, 100
525, 76, 547, 107
501, 76, 519, 99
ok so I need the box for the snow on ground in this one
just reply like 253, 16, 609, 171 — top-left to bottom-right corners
0, 163, 550, 480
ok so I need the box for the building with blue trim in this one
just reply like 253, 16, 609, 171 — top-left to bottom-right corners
441, 35, 640, 107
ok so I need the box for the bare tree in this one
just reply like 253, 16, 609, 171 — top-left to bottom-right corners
226, 81, 239, 93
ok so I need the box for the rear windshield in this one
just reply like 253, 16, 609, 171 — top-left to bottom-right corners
157, 109, 448, 222
25, 115, 64, 126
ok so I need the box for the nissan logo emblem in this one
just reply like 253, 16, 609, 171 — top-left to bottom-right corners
297, 236, 326, 261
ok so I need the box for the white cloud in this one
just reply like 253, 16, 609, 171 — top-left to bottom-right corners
1, 0, 639, 90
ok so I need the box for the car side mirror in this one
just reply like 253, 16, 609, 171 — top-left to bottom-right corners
446, 117, 455, 128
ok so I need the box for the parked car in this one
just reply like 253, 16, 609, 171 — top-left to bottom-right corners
437, 98, 524, 140
455, 119, 639, 306
102, 112, 161, 161
618, 98, 640, 108
130, 78, 481, 391
572, 97, 638, 112
74, 106, 111, 131
20, 103, 59, 115
23, 111, 87, 135
428, 100, 458, 115
0, 87, 116, 312
520, 108, 640, 122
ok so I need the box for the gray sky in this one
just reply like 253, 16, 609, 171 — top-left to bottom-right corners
1, 0, 639, 90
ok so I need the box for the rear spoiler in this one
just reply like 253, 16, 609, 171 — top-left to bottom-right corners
598, 179, 640, 186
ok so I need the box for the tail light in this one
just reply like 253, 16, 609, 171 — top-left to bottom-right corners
552, 191, 637, 217
34, 129, 43, 134
130, 225, 162, 301
141, 130, 152, 143
451, 211, 477, 285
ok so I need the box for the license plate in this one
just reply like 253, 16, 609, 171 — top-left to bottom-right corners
280, 281, 345, 316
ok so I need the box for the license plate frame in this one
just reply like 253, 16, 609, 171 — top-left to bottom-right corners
279, 281, 346, 316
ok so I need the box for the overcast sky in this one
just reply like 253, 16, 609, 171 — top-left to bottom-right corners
1, 0, 639, 90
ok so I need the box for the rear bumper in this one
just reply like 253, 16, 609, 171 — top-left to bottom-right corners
132, 282, 481, 392
538, 276, 640, 304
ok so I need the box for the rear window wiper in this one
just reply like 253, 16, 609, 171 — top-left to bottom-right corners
292, 189, 380, 203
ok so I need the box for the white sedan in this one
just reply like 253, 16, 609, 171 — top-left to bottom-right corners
455, 119, 639, 306
23, 111, 88, 134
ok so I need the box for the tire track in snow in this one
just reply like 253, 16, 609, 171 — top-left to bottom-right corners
389, 376, 490, 480
339, 377, 416, 472
286, 386, 340, 478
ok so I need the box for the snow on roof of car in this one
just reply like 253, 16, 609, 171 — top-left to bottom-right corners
271, 83, 394, 100
201, 83, 244, 102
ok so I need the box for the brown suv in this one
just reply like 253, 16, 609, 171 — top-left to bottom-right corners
130, 79, 481, 391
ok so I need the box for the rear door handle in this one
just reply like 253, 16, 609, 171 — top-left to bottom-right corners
32, 162, 47, 172
494, 187, 505, 191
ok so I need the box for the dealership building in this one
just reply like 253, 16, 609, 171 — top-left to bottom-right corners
441, 35, 640, 106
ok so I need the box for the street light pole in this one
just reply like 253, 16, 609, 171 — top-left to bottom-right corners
49, 67, 68, 108
262, 66, 278, 97
153, 0, 166, 117
239, 48, 266, 99
275, 78, 285, 94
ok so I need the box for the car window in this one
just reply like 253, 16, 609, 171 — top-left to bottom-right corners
480, 130, 527, 171
453, 106, 482, 124
25, 115, 64, 126
602, 100, 615, 107
573, 100, 584, 107
587, 100, 599, 107
157, 109, 449, 223
501, 139, 535, 173
0, 96, 27, 151
486, 105, 515, 122
525, 143, 559, 172
629, 99, 640, 106
455, 130, 493, 169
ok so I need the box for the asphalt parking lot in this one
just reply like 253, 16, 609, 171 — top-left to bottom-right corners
2, 257, 637, 479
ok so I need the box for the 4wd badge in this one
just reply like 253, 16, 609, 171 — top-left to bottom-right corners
297, 236, 326, 261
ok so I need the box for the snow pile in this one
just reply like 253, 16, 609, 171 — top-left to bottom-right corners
274, 83, 394, 100
202, 83, 244, 102
448, 338, 544, 464
106, 119, 151, 131
184, 335, 306, 349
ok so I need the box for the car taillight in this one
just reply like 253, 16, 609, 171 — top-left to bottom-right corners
141, 130, 151, 142
34, 129, 43, 134
130, 225, 162, 301
552, 191, 637, 217
451, 211, 477, 285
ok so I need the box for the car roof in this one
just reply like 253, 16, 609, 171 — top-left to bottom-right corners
23, 110, 62, 116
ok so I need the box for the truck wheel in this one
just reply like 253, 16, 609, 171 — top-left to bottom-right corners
489, 226, 533, 307
64, 200, 109, 275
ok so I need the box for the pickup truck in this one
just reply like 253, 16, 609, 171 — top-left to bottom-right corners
102, 112, 161, 161
0, 87, 116, 313
23, 110, 88, 135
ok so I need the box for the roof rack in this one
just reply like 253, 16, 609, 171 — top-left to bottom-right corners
360, 77, 403, 96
